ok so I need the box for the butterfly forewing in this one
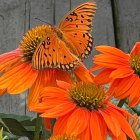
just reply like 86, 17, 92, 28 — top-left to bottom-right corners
59, 2, 96, 31
59, 2, 96, 60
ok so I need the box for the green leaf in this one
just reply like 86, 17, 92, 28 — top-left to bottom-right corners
1, 118, 27, 136
0, 113, 31, 122
20, 119, 36, 126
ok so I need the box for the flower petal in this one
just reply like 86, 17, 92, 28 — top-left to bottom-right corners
44, 118, 51, 131
94, 54, 129, 68
129, 77, 140, 107
0, 89, 6, 96
110, 67, 134, 79
74, 62, 94, 82
0, 49, 21, 73
56, 80, 71, 90
79, 124, 91, 140
95, 46, 129, 60
111, 130, 127, 140
40, 101, 76, 118
66, 107, 89, 135
94, 68, 112, 84
40, 87, 69, 99
108, 106, 136, 140
110, 75, 136, 99
53, 69, 72, 84
0, 62, 38, 94
131, 42, 140, 55
28, 71, 45, 108
90, 111, 107, 140
53, 113, 71, 135
90, 64, 103, 71
99, 109, 121, 137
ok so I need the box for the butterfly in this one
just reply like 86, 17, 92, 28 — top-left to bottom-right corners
22, 2, 96, 70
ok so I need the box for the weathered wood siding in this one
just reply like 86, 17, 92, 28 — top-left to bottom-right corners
0, 0, 139, 115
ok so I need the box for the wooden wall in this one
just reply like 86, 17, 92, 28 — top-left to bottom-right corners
0, 0, 140, 115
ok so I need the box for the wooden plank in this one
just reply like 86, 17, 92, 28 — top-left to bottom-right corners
71, 0, 115, 68
0, 0, 26, 115
111, 0, 140, 52
29, 0, 54, 27
55, 0, 71, 25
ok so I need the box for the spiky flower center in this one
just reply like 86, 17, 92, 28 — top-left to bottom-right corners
49, 135, 78, 140
130, 53, 140, 76
69, 82, 107, 111
20, 25, 52, 61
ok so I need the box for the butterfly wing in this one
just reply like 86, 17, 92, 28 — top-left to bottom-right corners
32, 34, 79, 70
59, 2, 96, 60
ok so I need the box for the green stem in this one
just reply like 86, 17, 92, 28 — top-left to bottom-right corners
117, 99, 126, 107
33, 114, 42, 140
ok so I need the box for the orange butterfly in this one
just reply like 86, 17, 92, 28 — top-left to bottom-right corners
20, 2, 96, 70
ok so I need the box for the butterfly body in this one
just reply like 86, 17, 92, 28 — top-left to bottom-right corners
20, 2, 96, 71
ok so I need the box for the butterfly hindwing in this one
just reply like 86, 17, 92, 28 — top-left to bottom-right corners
32, 34, 79, 70
59, 2, 96, 60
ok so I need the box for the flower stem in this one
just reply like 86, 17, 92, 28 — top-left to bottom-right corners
117, 99, 126, 107
34, 114, 42, 140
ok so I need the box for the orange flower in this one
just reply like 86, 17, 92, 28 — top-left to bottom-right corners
91, 42, 140, 107
0, 25, 92, 107
30, 81, 136, 140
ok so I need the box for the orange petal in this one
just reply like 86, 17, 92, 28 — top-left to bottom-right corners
94, 68, 112, 84
94, 54, 129, 68
56, 80, 71, 90
0, 89, 6, 96
66, 107, 89, 135
40, 101, 76, 118
53, 113, 71, 135
90, 64, 103, 71
131, 97, 140, 107
131, 42, 140, 55
0, 49, 21, 73
44, 118, 51, 131
108, 106, 136, 140
110, 67, 134, 79
74, 62, 94, 82
40, 87, 68, 99
30, 93, 72, 111
110, 104, 135, 119
90, 111, 107, 140
129, 77, 140, 107
111, 75, 136, 98
0, 62, 38, 94
54, 69, 72, 83
79, 124, 91, 140
28, 71, 46, 108
109, 79, 120, 95
111, 130, 127, 140
0, 49, 20, 62
99, 109, 121, 137
95, 46, 129, 60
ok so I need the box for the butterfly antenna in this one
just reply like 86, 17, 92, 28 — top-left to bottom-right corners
34, 17, 51, 25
